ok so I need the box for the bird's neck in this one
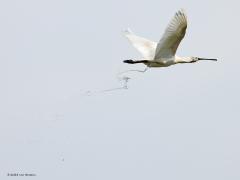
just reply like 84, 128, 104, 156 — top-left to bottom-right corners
175, 56, 193, 64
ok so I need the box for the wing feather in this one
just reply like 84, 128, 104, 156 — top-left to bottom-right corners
154, 9, 187, 60
124, 28, 157, 59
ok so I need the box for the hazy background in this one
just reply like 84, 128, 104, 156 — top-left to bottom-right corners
1, 0, 240, 179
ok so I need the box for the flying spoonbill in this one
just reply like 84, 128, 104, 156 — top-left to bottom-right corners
123, 9, 217, 70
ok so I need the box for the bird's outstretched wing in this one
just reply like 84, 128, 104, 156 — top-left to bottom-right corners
154, 9, 187, 60
124, 28, 157, 60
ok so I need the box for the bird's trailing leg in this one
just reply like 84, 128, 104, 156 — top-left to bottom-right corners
122, 59, 149, 74
123, 59, 149, 64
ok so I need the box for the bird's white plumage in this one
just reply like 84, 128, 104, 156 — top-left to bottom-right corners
154, 9, 187, 60
123, 28, 157, 59
123, 9, 217, 68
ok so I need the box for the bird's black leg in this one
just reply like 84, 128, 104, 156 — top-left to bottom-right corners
123, 59, 149, 64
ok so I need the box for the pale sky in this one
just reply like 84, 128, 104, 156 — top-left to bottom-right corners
1, 0, 240, 179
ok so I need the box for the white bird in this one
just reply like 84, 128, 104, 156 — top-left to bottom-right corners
123, 9, 217, 70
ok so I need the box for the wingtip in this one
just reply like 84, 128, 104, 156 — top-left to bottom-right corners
178, 8, 186, 14
123, 28, 133, 34
175, 8, 187, 21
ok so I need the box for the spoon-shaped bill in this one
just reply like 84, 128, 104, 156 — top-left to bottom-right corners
198, 57, 217, 61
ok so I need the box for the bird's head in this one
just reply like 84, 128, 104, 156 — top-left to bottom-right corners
191, 57, 218, 63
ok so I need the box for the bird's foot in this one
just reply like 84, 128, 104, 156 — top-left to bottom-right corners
123, 59, 134, 64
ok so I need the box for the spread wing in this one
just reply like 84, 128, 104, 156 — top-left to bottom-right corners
154, 9, 187, 60
124, 28, 157, 60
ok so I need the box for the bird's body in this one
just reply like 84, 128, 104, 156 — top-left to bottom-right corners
123, 9, 217, 68
144, 57, 175, 67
